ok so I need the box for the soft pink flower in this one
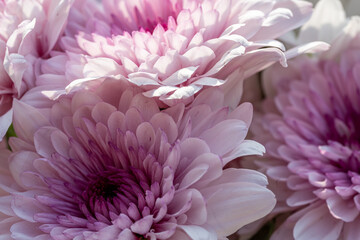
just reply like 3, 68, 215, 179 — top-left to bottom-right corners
305, 0, 359, 18
280, 0, 359, 51
0, 0, 73, 139
0, 78, 275, 239
33, 0, 321, 108
252, 16, 360, 240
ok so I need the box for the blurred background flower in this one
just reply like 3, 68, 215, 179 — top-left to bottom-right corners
306, 0, 359, 17
248, 0, 360, 238
0, 0, 73, 139
280, 0, 360, 47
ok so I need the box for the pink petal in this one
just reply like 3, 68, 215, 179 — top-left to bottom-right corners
181, 152, 222, 189
161, 66, 198, 86
12, 191, 48, 223
118, 228, 137, 240
91, 102, 117, 125
286, 190, 317, 207
343, 219, 360, 240
43, 0, 73, 54
199, 119, 248, 157
176, 225, 217, 240
222, 140, 265, 165
326, 195, 359, 222
298, 0, 346, 44
294, 204, 343, 240
209, 168, 269, 187
252, 0, 313, 41
34, 127, 57, 158
9, 151, 39, 188
129, 94, 159, 121
4, 53, 27, 95
10, 221, 44, 239
205, 182, 275, 236
130, 215, 153, 235
150, 113, 178, 143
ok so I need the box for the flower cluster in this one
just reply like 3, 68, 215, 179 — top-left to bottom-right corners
1, 0, 358, 239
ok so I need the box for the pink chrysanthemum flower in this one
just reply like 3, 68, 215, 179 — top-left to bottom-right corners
252, 16, 360, 240
0, 0, 72, 138
0, 79, 275, 239
34, 0, 319, 107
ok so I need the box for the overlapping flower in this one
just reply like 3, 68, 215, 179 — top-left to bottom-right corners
35, 0, 318, 107
0, 79, 275, 239
0, 0, 72, 138
252, 8, 360, 239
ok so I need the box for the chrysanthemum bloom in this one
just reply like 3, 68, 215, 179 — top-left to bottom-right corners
280, 0, 359, 51
0, 0, 73, 139
0, 79, 275, 239
252, 14, 360, 239
31, 0, 327, 108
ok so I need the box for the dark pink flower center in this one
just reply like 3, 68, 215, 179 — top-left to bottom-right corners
83, 171, 124, 200
325, 103, 360, 148
73, 166, 152, 222
320, 95, 360, 173
108, 1, 182, 34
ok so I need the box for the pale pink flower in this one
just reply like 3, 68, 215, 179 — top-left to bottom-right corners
33, 0, 325, 108
305, 0, 359, 17
252, 15, 360, 240
0, 78, 275, 239
0, 0, 73, 139
280, 0, 360, 49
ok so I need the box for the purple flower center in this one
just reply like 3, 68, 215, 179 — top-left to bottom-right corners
72, 166, 153, 223
35, 129, 171, 237
83, 172, 122, 200
320, 95, 360, 172
276, 59, 360, 191
325, 102, 360, 150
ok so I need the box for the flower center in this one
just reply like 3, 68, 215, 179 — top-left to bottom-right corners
72, 166, 154, 225
85, 175, 120, 200
107, 0, 181, 34
318, 73, 360, 173
325, 107, 360, 150
80, 168, 146, 206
